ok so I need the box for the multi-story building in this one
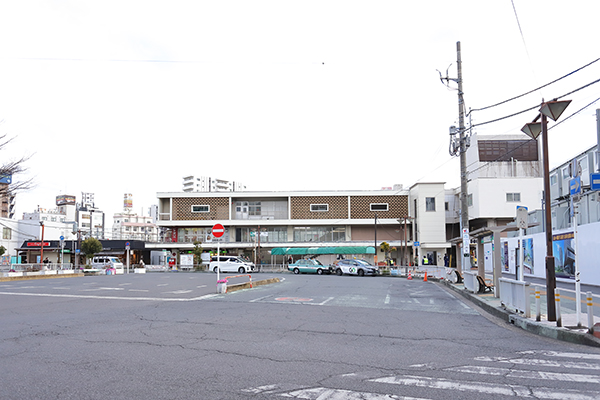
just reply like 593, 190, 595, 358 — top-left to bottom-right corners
151, 188, 439, 266
112, 211, 158, 242
182, 176, 246, 193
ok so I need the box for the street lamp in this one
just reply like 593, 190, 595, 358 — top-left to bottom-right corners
521, 99, 571, 322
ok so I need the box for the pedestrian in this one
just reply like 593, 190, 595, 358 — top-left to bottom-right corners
423, 256, 428, 265
43, 257, 50, 264
444, 253, 449, 267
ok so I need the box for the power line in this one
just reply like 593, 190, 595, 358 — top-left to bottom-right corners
471, 76, 600, 128
468, 57, 600, 115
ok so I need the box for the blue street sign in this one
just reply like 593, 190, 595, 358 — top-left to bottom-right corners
414, 241, 420, 247
60, 236, 64, 241
569, 176, 581, 196
0, 175, 11, 184
591, 173, 600, 191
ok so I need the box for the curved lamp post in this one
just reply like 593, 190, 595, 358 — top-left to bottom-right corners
521, 99, 571, 322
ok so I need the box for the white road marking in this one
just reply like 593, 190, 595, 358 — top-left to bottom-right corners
475, 356, 600, 370
318, 297, 334, 306
250, 295, 272, 303
81, 287, 125, 291
279, 387, 427, 399
119, 283, 132, 286
518, 350, 600, 361
128, 289, 149, 293
0, 291, 218, 302
241, 384, 279, 394
52, 287, 70, 290
163, 290, 193, 294
157, 283, 169, 287
371, 375, 600, 399
197, 285, 207, 288
384, 294, 391, 304
449, 365, 600, 384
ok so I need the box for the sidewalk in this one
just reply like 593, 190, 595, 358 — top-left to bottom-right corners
441, 277, 600, 348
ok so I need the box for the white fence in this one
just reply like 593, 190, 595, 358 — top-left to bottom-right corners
499, 278, 531, 317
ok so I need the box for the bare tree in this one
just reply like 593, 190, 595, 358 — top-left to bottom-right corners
0, 132, 34, 198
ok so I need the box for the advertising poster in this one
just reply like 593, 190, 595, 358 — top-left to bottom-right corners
502, 242, 509, 271
523, 238, 534, 274
553, 232, 575, 279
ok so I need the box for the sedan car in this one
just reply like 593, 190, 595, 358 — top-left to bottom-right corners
288, 259, 331, 275
334, 259, 379, 276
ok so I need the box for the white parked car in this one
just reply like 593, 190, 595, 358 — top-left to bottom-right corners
91, 256, 125, 274
334, 259, 379, 276
209, 256, 255, 273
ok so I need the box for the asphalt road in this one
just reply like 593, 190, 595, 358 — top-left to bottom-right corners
1, 272, 599, 400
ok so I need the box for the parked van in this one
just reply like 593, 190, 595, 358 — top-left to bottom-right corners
209, 256, 255, 273
91, 256, 125, 274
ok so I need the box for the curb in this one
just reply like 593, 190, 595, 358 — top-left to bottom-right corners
441, 280, 600, 348
0, 273, 85, 282
226, 277, 280, 293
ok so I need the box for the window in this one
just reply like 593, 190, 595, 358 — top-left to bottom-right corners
445, 202, 449, 211
562, 167, 570, 179
249, 202, 261, 216
550, 174, 558, 186
467, 194, 473, 207
506, 193, 521, 202
370, 203, 388, 212
2, 227, 11, 240
191, 205, 210, 213
310, 204, 329, 212
425, 197, 435, 212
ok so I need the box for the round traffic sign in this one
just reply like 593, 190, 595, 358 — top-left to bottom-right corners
212, 223, 225, 238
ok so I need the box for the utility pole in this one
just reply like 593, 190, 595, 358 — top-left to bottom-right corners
456, 41, 470, 270
441, 41, 469, 271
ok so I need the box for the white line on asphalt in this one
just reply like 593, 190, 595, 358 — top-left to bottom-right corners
371, 375, 600, 399
384, 294, 391, 304
250, 295, 272, 303
475, 356, 600, 370
449, 365, 600, 384
128, 289, 149, 293
279, 386, 427, 399
162, 290, 193, 294
81, 287, 125, 291
52, 287, 70, 290
156, 283, 169, 287
0, 291, 219, 302
318, 297, 334, 306
197, 285, 207, 288
518, 350, 600, 361
119, 283, 132, 286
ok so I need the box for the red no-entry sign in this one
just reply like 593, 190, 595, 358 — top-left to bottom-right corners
212, 223, 225, 238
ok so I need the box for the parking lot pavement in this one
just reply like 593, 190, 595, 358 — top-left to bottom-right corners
0, 272, 280, 302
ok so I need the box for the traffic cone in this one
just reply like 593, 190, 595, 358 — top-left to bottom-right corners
407, 270, 412, 280
424, 272, 428, 282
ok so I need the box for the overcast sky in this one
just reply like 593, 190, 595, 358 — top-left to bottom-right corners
1, 1, 599, 227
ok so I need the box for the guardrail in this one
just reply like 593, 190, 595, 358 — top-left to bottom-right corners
4, 263, 74, 272
462, 271, 479, 293
499, 278, 531, 317
554, 287, 598, 333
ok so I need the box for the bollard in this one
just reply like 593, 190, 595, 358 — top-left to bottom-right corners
535, 286, 541, 322
555, 288, 562, 328
587, 291, 594, 334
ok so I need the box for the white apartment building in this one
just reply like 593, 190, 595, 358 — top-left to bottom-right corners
182, 176, 245, 193
112, 211, 158, 242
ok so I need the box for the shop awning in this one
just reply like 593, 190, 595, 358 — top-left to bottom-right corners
270, 246, 375, 255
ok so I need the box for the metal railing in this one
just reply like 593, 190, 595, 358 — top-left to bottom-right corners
554, 287, 598, 333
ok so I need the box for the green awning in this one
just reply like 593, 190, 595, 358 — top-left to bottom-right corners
270, 246, 375, 255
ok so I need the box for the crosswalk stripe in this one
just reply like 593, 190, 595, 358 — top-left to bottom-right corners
475, 356, 600, 370
449, 365, 600, 384
518, 350, 600, 361
370, 375, 599, 399
279, 387, 427, 399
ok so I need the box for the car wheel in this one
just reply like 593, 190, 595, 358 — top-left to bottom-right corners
213, 266, 219, 273
358, 269, 365, 277
317, 268, 323, 275
336, 268, 342, 276
293, 268, 300, 274
238, 267, 245, 274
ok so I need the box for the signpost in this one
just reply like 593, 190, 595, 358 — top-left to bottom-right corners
59, 236, 64, 270
516, 206, 528, 281
125, 241, 131, 273
212, 224, 224, 283
591, 173, 600, 191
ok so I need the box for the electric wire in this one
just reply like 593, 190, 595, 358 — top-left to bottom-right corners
467, 57, 600, 116
470, 77, 600, 128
